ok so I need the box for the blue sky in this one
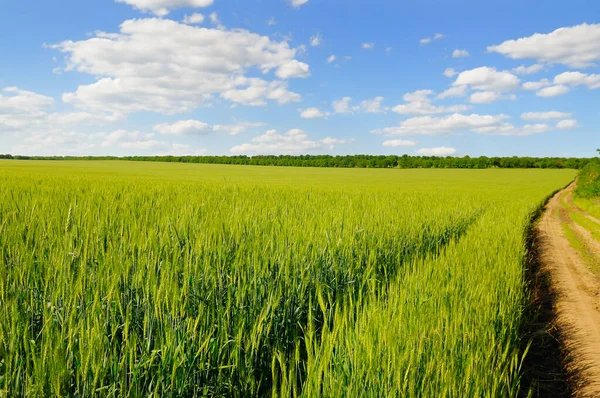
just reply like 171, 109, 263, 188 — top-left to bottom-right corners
0, 0, 598, 157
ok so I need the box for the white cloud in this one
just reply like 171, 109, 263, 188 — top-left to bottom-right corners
327, 54, 336, 64
393, 89, 470, 115
522, 79, 551, 90
386, 47, 393, 54
360, 97, 387, 113
554, 71, 600, 89
267, 18, 277, 26
183, 13, 204, 24
153, 120, 265, 135
469, 91, 515, 104
474, 123, 550, 136
556, 119, 578, 129
230, 129, 350, 154
332, 97, 355, 114
536, 85, 570, 97
453, 66, 520, 91
377, 113, 561, 137
452, 49, 470, 58
300, 107, 329, 119
212, 122, 266, 135
290, 0, 309, 8
310, 33, 322, 47
512, 64, 543, 75
437, 85, 467, 99
0, 87, 54, 116
488, 23, 600, 68
116, 0, 213, 16
208, 12, 221, 27
0, 87, 121, 140
383, 139, 417, 147
276, 60, 311, 79
521, 111, 572, 120
373, 113, 510, 136
420, 33, 444, 45
53, 19, 308, 114
469, 91, 500, 104
153, 120, 210, 135
416, 147, 456, 156
362, 43, 375, 50
443, 68, 458, 78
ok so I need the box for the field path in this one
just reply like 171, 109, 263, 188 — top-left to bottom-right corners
537, 183, 600, 397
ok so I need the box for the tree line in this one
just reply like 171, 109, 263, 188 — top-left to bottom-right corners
0, 154, 592, 169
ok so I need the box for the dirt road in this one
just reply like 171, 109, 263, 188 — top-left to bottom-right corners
536, 183, 600, 397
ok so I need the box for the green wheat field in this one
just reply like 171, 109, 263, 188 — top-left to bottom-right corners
0, 161, 576, 397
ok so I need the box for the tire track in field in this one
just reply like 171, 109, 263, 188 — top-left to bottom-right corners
537, 183, 600, 397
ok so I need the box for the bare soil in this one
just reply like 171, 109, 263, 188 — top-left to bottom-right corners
536, 183, 600, 397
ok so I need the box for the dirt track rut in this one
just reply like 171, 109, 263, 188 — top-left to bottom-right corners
537, 184, 600, 397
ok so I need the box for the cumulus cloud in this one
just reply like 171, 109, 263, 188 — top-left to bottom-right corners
521, 111, 572, 120
327, 54, 336, 64
453, 66, 520, 91
383, 139, 417, 147
14, 126, 201, 156
300, 107, 329, 119
452, 49, 470, 58
469, 91, 499, 104
488, 23, 600, 68
512, 64, 543, 75
393, 89, 470, 115
373, 113, 510, 136
474, 123, 551, 136
554, 71, 600, 89
52, 18, 308, 114
437, 85, 467, 99
416, 147, 456, 156
556, 119, 578, 129
443, 68, 458, 78
230, 129, 350, 154
183, 13, 205, 24
276, 60, 311, 79
116, 0, 213, 16
0, 87, 54, 117
372, 113, 563, 137
362, 43, 375, 50
153, 120, 265, 135
360, 97, 387, 113
522, 79, 551, 91
536, 85, 570, 97
154, 120, 206, 135
469, 91, 516, 104
332, 97, 355, 113
0, 87, 121, 139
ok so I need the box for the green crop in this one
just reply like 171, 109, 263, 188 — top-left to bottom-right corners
0, 161, 575, 397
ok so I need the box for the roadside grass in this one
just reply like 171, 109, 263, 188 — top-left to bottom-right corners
558, 199, 600, 276
572, 196, 600, 222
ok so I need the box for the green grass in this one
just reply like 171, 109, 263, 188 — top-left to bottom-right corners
573, 196, 600, 221
0, 161, 575, 397
575, 160, 600, 198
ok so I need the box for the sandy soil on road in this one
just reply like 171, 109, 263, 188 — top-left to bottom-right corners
537, 184, 600, 397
